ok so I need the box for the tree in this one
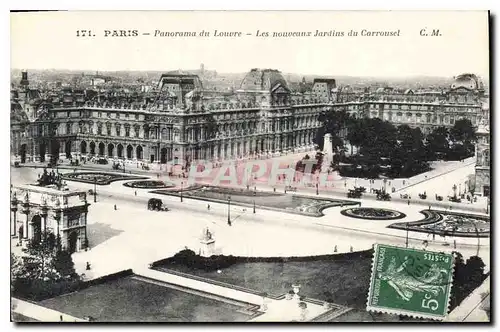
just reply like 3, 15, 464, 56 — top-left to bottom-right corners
449, 119, 477, 160
450, 119, 476, 144
316, 109, 352, 151
449, 253, 488, 310
426, 126, 450, 160
53, 250, 77, 279
346, 119, 364, 155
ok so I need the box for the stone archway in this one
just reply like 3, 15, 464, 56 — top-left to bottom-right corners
65, 141, 72, 159
108, 143, 115, 157
98, 142, 105, 156
136, 145, 143, 160
89, 142, 96, 155
39, 142, 47, 162
18, 225, 24, 240
68, 231, 78, 254
20, 144, 27, 163
51, 140, 60, 163
126, 145, 133, 159
80, 141, 87, 154
117, 144, 124, 158
160, 148, 168, 164
31, 215, 42, 244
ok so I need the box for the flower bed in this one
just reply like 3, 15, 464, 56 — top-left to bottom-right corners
388, 210, 490, 238
340, 207, 406, 220
61, 172, 147, 185
151, 185, 358, 217
123, 180, 175, 189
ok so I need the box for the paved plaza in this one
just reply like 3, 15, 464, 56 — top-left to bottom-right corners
10, 154, 490, 322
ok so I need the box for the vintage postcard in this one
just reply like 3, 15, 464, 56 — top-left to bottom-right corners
10, 10, 490, 323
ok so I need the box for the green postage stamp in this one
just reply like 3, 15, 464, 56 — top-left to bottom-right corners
367, 244, 454, 320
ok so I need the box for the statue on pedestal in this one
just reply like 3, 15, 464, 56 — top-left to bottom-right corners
321, 133, 334, 174
199, 227, 216, 257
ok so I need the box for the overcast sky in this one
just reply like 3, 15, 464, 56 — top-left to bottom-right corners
10, 11, 489, 78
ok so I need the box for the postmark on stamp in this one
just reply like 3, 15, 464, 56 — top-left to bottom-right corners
366, 244, 454, 320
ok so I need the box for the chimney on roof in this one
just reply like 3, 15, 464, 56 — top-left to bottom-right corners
20, 71, 29, 87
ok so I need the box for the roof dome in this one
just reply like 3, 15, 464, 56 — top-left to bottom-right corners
239, 69, 289, 92
451, 73, 482, 90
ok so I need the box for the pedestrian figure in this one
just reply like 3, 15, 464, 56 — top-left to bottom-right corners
207, 204, 210, 210
408, 199, 410, 206
350, 246, 353, 253
273, 187, 276, 192
135, 191, 137, 196
86, 262, 91, 270
114, 204, 117, 210
334, 245, 337, 252
60, 315, 63, 322
403, 180, 406, 185
428, 205, 431, 210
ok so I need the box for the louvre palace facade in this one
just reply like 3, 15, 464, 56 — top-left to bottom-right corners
10, 70, 488, 167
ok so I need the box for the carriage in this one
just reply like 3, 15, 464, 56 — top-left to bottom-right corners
148, 198, 169, 211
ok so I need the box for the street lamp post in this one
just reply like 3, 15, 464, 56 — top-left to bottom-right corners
473, 223, 481, 257
227, 196, 231, 226
11, 193, 18, 237
253, 190, 256, 214
180, 181, 184, 202
93, 177, 97, 203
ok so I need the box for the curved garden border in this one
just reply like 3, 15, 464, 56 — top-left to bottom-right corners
123, 180, 176, 189
388, 210, 490, 238
61, 172, 147, 185
150, 185, 359, 217
340, 207, 406, 220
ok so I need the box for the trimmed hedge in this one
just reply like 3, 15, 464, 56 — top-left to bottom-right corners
151, 249, 375, 272
12, 269, 133, 302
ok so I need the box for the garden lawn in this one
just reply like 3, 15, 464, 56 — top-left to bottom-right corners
38, 275, 253, 322
156, 254, 373, 309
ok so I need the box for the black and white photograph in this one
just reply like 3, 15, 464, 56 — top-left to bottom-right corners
9, 10, 490, 323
